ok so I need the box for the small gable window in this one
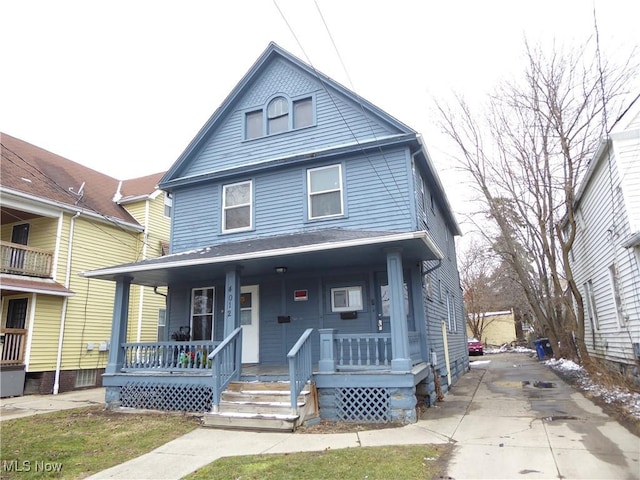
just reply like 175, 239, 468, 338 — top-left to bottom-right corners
245, 95, 313, 139
222, 180, 253, 233
293, 98, 313, 128
267, 96, 289, 134
307, 164, 343, 220
245, 111, 262, 139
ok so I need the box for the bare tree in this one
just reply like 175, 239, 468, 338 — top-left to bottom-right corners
438, 39, 635, 364
459, 239, 495, 341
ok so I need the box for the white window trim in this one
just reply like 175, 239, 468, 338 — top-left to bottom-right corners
222, 180, 253, 233
330, 286, 363, 312
307, 164, 344, 220
608, 265, 625, 326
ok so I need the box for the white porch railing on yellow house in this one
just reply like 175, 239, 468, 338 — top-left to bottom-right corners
0, 328, 27, 365
0, 241, 53, 278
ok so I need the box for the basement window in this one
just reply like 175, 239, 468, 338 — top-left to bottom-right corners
75, 369, 97, 388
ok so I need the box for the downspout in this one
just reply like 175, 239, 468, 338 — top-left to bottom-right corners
53, 211, 80, 395
136, 199, 151, 342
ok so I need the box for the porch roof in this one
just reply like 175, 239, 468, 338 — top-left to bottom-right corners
82, 228, 443, 287
0, 274, 75, 297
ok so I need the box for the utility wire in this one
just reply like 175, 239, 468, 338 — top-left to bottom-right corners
273, 0, 411, 217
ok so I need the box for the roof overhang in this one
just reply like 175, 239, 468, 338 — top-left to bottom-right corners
0, 274, 75, 297
82, 229, 443, 287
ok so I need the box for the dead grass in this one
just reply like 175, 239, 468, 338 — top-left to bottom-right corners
0, 406, 199, 479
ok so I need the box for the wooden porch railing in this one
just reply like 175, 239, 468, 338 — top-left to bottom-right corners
319, 329, 425, 371
287, 328, 314, 415
0, 328, 27, 365
0, 241, 53, 278
209, 327, 242, 412
121, 341, 219, 371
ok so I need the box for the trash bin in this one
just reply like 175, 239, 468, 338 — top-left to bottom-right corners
534, 338, 553, 360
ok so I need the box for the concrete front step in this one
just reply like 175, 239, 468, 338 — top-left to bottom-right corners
201, 380, 318, 432
202, 411, 299, 431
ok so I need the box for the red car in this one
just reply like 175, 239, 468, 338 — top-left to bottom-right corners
468, 338, 483, 356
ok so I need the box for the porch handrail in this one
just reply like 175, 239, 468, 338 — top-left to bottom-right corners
0, 241, 53, 278
287, 328, 314, 416
121, 341, 219, 371
0, 328, 27, 365
208, 327, 242, 412
335, 333, 392, 369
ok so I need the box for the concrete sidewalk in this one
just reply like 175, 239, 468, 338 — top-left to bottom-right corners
0, 387, 105, 421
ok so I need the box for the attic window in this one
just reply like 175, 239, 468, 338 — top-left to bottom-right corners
245, 95, 314, 139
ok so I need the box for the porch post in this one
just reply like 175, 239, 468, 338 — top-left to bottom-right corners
223, 266, 241, 337
318, 328, 336, 372
385, 248, 411, 371
106, 276, 131, 374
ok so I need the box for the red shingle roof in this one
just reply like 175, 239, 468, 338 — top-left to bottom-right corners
1, 133, 164, 224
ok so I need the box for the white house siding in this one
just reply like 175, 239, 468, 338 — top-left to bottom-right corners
571, 102, 640, 381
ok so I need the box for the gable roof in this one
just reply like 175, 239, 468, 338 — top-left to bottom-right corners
0, 132, 161, 227
160, 42, 416, 187
117, 172, 166, 203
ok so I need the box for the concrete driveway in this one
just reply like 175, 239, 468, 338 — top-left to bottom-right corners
422, 352, 639, 479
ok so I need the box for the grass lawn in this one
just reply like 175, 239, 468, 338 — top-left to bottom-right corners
184, 444, 452, 480
0, 406, 199, 479
1, 407, 452, 480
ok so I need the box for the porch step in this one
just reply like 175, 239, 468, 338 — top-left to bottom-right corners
202, 381, 318, 432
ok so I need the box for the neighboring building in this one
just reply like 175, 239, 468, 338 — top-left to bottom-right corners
84, 42, 467, 428
0, 133, 169, 396
569, 95, 640, 384
466, 310, 516, 347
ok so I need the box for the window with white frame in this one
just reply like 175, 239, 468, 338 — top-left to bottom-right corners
608, 264, 625, 325
191, 287, 214, 341
583, 280, 599, 331
446, 292, 456, 332
157, 308, 166, 341
331, 286, 363, 312
308, 164, 343, 219
222, 180, 252, 232
164, 192, 173, 218
245, 96, 313, 139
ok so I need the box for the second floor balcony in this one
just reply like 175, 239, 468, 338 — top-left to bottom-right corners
0, 241, 53, 278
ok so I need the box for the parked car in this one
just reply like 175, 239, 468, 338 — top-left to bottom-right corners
468, 338, 484, 356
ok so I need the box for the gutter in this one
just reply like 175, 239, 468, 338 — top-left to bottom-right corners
53, 211, 80, 395
0, 187, 144, 233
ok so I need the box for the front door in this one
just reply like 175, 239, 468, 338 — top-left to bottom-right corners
240, 285, 259, 363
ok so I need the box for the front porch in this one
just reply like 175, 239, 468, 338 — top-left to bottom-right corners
102, 328, 434, 427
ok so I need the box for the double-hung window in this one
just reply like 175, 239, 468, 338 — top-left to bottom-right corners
191, 287, 214, 341
307, 164, 343, 219
222, 180, 252, 233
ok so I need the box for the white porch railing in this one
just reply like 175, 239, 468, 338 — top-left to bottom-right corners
0, 328, 27, 365
0, 241, 53, 278
121, 341, 219, 371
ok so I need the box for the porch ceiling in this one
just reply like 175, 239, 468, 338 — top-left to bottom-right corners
82, 229, 443, 287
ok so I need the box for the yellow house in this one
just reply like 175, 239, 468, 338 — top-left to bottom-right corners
0, 133, 169, 396
466, 310, 516, 347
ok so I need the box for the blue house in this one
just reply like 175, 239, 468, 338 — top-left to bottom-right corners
84, 42, 467, 429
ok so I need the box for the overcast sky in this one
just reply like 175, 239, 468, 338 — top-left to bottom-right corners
2, 0, 638, 234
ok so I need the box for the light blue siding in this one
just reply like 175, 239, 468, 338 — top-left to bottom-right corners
182, 58, 400, 178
